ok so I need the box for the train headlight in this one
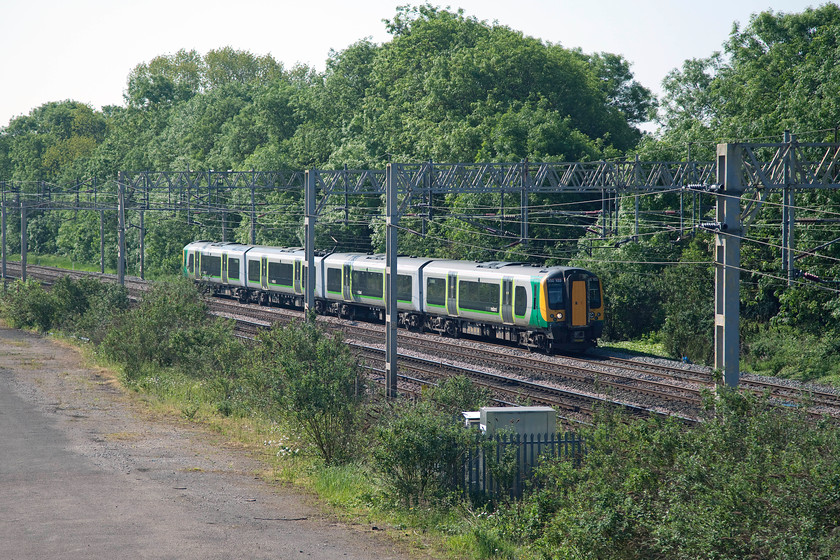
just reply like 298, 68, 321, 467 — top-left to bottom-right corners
555, 312, 563, 321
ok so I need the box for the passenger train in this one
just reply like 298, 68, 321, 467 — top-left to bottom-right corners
183, 241, 604, 352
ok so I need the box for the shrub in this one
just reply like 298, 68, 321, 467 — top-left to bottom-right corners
250, 318, 365, 466
0, 279, 56, 331
529, 392, 840, 559
373, 399, 473, 506
424, 375, 492, 414
100, 276, 238, 379
69, 281, 129, 344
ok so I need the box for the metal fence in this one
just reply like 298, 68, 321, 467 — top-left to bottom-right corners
460, 431, 584, 500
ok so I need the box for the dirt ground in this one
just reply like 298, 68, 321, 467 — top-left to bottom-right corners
0, 324, 433, 559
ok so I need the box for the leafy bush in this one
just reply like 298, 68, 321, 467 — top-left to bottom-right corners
50, 276, 130, 340
424, 375, 492, 414
373, 397, 476, 506
0, 279, 56, 331
250, 318, 365, 466
69, 281, 129, 343
100, 276, 239, 379
526, 392, 840, 559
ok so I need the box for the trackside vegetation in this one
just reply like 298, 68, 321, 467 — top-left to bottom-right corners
3, 275, 840, 559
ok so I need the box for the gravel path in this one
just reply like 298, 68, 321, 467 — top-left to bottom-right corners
0, 325, 429, 560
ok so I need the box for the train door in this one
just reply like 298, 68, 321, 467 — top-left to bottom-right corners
294, 260, 302, 294
222, 254, 228, 283
571, 276, 588, 327
501, 277, 514, 324
260, 257, 268, 290
446, 272, 458, 315
342, 264, 352, 301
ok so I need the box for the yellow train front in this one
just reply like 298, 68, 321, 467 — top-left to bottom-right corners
537, 267, 604, 352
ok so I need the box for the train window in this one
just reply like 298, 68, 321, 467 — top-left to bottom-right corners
427, 277, 446, 306
514, 286, 527, 316
352, 270, 383, 298
228, 258, 240, 280
547, 279, 565, 308
459, 280, 500, 313
248, 259, 260, 283
327, 268, 342, 293
187, 253, 194, 274
268, 262, 293, 286
589, 278, 602, 308
201, 255, 221, 278
397, 274, 412, 302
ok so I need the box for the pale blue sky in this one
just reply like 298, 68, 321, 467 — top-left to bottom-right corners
0, 0, 824, 127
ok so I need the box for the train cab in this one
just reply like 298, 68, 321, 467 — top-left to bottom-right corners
540, 268, 604, 348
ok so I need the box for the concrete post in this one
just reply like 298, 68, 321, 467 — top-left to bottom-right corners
715, 143, 744, 387
139, 209, 145, 280
385, 164, 399, 398
304, 170, 316, 316
117, 173, 126, 286
781, 131, 795, 285
1, 194, 6, 282
250, 182, 256, 245
520, 159, 529, 245
99, 209, 105, 274
20, 199, 27, 282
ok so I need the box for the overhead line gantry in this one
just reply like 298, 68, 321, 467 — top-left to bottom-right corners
3, 135, 840, 392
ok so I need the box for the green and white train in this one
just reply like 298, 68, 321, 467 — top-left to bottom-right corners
183, 241, 604, 352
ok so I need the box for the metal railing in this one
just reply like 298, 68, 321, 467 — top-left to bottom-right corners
460, 431, 584, 500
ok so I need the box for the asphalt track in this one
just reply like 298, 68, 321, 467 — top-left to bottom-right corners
0, 326, 425, 559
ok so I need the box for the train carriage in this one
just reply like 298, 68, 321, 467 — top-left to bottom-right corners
184, 242, 604, 352
320, 253, 434, 321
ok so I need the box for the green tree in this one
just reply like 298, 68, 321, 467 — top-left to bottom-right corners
658, 4, 840, 141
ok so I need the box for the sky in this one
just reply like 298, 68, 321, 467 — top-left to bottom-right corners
0, 0, 825, 128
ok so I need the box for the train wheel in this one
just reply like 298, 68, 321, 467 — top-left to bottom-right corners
315, 300, 326, 315
444, 320, 460, 338
407, 314, 423, 331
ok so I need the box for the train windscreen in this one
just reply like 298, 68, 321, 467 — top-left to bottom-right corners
547, 279, 565, 308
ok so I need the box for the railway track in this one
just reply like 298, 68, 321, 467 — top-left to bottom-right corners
5, 262, 840, 423
229, 314, 672, 424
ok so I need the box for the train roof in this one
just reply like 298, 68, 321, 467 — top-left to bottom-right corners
184, 242, 596, 277
422, 259, 585, 276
